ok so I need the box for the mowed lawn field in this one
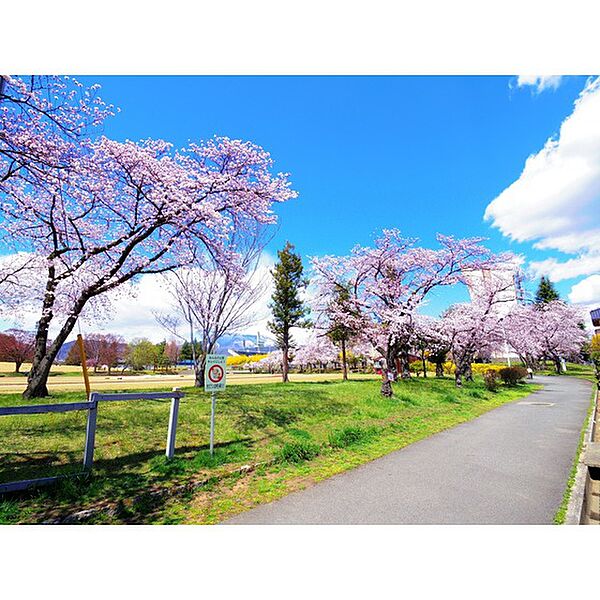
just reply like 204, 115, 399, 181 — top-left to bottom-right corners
0, 375, 537, 524
0, 361, 377, 393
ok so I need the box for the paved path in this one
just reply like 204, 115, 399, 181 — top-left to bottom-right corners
226, 376, 592, 524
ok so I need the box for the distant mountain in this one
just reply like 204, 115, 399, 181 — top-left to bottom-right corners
56, 340, 76, 362
54, 332, 277, 363
216, 333, 277, 356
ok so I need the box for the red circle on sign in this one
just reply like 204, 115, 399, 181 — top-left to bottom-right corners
208, 364, 224, 383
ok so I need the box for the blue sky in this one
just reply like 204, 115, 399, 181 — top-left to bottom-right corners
4, 75, 598, 339
76, 75, 593, 313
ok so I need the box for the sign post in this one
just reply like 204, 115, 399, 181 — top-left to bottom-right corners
204, 354, 226, 456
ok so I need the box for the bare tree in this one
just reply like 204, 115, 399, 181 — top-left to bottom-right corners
155, 223, 271, 386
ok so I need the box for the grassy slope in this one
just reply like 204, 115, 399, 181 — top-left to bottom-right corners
0, 376, 537, 524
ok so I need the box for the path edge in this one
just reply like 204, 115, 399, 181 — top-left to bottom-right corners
565, 386, 598, 525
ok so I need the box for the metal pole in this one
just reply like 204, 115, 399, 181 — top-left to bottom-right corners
210, 392, 216, 456
166, 387, 180, 459
83, 393, 99, 471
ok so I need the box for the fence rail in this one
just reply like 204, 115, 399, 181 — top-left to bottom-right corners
0, 388, 183, 495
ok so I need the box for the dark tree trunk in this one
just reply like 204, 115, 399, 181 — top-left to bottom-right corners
554, 358, 562, 374
435, 361, 444, 378
454, 359, 472, 387
399, 347, 411, 379
24, 305, 82, 399
455, 370, 463, 387
341, 338, 348, 381
194, 353, 207, 387
280, 327, 290, 382
465, 364, 473, 382
282, 346, 289, 382
380, 369, 393, 397
15, 361, 22, 374
421, 350, 427, 379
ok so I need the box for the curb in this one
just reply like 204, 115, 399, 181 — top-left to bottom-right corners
565, 388, 598, 525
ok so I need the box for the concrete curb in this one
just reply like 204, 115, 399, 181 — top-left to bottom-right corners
565, 388, 598, 525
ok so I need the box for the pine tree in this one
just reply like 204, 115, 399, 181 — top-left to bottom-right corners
268, 241, 310, 382
535, 276, 560, 304
326, 284, 356, 381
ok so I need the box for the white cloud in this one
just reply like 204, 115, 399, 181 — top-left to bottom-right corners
568, 274, 600, 306
515, 75, 563, 93
0, 251, 280, 344
485, 76, 600, 301
529, 253, 600, 283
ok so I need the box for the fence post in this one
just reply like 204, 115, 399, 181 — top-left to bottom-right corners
83, 393, 99, 471
166, 387, 180, 460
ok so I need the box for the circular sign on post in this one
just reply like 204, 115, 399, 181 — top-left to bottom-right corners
205, 354, 227, 392
208, 364, 224, 384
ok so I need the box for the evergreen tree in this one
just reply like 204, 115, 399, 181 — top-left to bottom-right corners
268, 241, 310, 382
535, 276, 560, 304
326, 284, 356, 381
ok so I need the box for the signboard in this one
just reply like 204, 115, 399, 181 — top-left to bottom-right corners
204, 354, 227, 392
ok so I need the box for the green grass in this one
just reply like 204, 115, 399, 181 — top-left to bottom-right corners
539, 362, 596, 382
0, 376, 537, 524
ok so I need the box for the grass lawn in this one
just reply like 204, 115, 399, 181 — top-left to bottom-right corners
0, 375, 537, 524
539, 361, 596, 382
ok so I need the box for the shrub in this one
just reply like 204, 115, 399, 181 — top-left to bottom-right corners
277, 440, 320, 463
226, 354, 267, 368
498, 366, 528, 386
328, 426, 370, 449
471, 363, 505, 375
483, 369, 500, 392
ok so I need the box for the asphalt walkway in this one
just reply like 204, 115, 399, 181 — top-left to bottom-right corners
226, 376, 592, 524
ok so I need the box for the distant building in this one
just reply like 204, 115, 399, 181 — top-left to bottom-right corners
463, 267, 524, 363
463, 267, 525, 317
591, 308, 600, 335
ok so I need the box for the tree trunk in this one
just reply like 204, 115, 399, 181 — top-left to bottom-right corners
554, 358, 562, 374
435, 361, 444, 378
15, 361, 22, 374
194, 354, 207, 387
24, 306, 82, 399
282, 344, 289, 383
380, 369, 393, 397
455, 370, 463, 387
465, 363, 473, 382
454, 359, 472, 387
421, 350, 427, 379
341, 338, 348, 381
399, 347, 411, 379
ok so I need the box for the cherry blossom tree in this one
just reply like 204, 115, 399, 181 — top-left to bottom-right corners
1, 75, 114, 185
293, 333, 339, 372
254, 350, 284, 374
311, 282, 358, 380
412, 315, 450, 378
504, 304, 542, 370
154, 223, 271, 387
1, 76, 297, 398
312, 230, 504, 396
506, 301, 587, 373
442, 269, 517, 386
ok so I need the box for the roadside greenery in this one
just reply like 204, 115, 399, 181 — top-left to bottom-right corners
0, 376, 536, 524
